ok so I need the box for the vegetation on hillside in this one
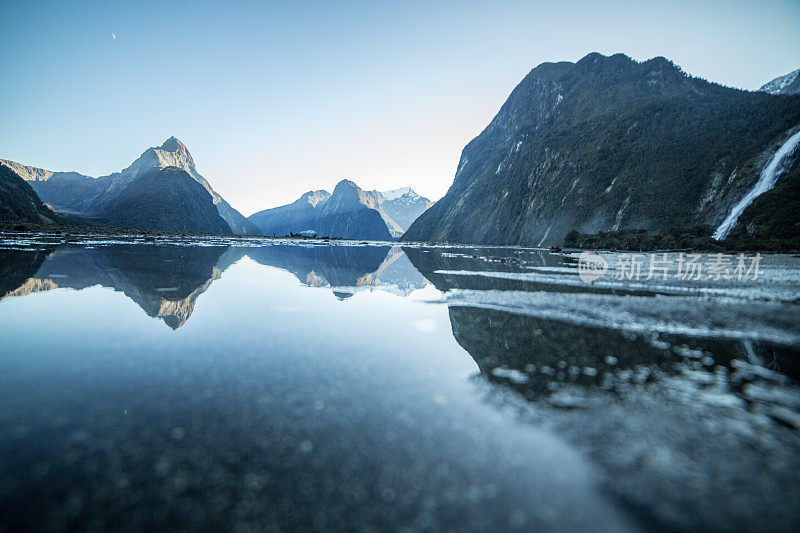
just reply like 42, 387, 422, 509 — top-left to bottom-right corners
403, 53, 800, 248
99, 166, 233, 234
0, 163, 63, 224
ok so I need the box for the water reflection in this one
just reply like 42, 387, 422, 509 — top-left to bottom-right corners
247, 244, 427, 297
2, 245, 228, 329
0, 247, 55, 298
1, 239, 800, 530
1, 243, 431, 327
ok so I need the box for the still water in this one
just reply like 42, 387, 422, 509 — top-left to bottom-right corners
1, 235, 799, 531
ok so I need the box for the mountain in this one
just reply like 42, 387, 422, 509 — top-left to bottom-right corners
378, 188, 432, 231
99, 166, 233, 234
402, 53, 800, 246
0, 162, 64, 224
317, 180, 403, 240
3, 137, 259, 235
0, 159, 100, 214
248, 189, 330, 236
114, 137, 258, 234
248, 180, 413, 240
760, 68, 800, 96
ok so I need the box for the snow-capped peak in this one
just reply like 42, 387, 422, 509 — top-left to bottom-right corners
381, 187, 415, 200
759, 68, 800, 95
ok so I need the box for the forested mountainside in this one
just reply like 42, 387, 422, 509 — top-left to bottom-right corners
403, 53, 800, 246
98, 166, 232, 235
0, 162, 64, 225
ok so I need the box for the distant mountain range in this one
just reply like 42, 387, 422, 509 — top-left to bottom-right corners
379, 188, 434, 230
2, 137, 431, 240
403, 53, 800, 246
3, 56, 798, 246
248, 190, 331, 237
248, 180, 431, 240
2, 137, 258, 235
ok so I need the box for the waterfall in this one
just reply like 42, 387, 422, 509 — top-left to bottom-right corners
712, 129, 800, 241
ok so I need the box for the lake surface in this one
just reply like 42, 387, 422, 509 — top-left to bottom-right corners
1, 234, 799, 531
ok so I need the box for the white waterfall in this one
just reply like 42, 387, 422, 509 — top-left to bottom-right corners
712, 129, 800, 241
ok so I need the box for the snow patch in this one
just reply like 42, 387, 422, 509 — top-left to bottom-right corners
760, 69, 800, 95
381, 187, 414, 200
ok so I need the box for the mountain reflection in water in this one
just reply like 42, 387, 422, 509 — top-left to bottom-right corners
1, 243, 428, 327
1, 239, 800, 531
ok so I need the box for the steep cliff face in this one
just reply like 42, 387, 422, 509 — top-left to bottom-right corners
248, 189, 331, 236
4, 137, 259, 234
99, 166, 233, 234
316, 180, 403, 240
403, 53, 800, 245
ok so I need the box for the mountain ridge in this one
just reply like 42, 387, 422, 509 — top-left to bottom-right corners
0, 163, 65, 225
248, 189, 331, 236
2, 137, 258, 235
378, 188, 432, 231
248, 181, 430, 239
760, 68, 800, 96
402, 52, 800, 245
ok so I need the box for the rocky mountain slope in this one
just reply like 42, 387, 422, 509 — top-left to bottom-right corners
378, 188, 432, 231
403, 53, 800, 246
316, 180, 403, 240
248, 190, 330, 236
99, 166, 232, 234
760, 68, 800, 96
0, 162, 64, 224
3, 137, 258, 234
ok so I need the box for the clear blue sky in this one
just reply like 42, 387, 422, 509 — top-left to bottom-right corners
2, 0, 799, 215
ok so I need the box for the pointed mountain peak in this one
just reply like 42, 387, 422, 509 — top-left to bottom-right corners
334, 179, 358, 190
122, 137, 196, 177
160, 136, 188, 153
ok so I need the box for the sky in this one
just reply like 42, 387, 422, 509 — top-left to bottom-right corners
1, 0, 799, 216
